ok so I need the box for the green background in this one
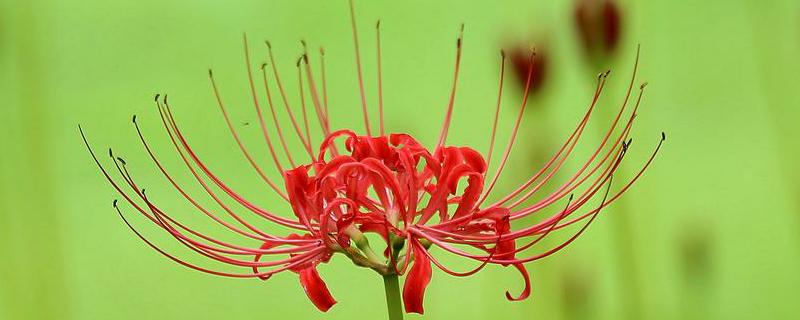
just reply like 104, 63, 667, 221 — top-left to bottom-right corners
2, 0, 799, 319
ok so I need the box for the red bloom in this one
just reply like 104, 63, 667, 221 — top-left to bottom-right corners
80, 2, 663, 315
575, 0, 623, 56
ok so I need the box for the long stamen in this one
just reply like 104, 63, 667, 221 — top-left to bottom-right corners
132, 114, 293, 241
348, 0, 372, 136
510, 81, 645, 217
115, 201, 323, 278
300, 42, 330, 132
435, 23, 465, 150
113, 154, 315, 256
208, 70, 288, 199
319, 47, 330, 125
537, 133, 665, 234
486, 50, 507, 166
296, 57, 313, 147
242, 34, 286, 174
477, 48, 535, 206
486, 71, 608, 210
260, 63, 297, 168
265, 41, 315, 157
159, 98, 306, 230
376, 20, 385, 136
503, 48, 642, 215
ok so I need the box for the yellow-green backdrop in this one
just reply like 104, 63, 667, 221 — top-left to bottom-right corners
1, 0, 799, 319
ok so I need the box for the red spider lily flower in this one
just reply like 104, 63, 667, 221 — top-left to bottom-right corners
574, 0, 623, 57
80, 1, 663, 317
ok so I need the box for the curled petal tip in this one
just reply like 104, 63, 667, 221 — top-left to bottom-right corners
299, 267, 337, 312
505, 264, 531, 301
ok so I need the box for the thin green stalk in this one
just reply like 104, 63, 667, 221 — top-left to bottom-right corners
382, 274, 403, 320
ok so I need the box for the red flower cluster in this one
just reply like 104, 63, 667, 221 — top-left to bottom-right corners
80, 2, 663, 315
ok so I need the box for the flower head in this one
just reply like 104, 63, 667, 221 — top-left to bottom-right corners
81, 1, 663, 315
575, 0, 623, 58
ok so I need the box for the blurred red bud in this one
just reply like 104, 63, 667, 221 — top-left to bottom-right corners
575, 0, 622, 57
508, 44, 548, 95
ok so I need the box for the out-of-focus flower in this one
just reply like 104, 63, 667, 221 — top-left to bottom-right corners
574, 0, 623, 58
507, 43, 548, 95
80, 1, 663, 316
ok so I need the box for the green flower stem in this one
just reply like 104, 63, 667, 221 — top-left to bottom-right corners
382, 274, 404, 320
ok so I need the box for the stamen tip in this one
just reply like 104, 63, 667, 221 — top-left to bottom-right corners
208, 69, 213, 78
132, 115, 137, 123
116, 157, 126, 165
456, 23, 465, 47
376, 19, 381, 28
640, 82, 649, 89
153, 93, 160, 102
661, 132, 666, 141
265, 40, 272, 49
112, 199, 118, 207
500, 49, 506, 58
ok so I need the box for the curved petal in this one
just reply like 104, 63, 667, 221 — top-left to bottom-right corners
505, 263, 531, 301
403, 241, 432, 314
298, 267, 337, 312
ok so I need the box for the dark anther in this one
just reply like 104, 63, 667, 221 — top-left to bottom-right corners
132, 115, 137, 123
260, 62, 267, 70
108, 148, 113, 158
265, 40, 272, 49
116, 157, 126, 165
500, 49, 506, 58
208, 69, 213, 77
661, 132, 666, 141
154, 93, 160, 102
640, 82, 649, 90
113, 199, 118, 207
163, 94, 169, 105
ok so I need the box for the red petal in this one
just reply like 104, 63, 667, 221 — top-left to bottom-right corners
505, 263, 531, 301
403, 241, 432, 314
298, 267, 337, 312
252, 241, 280, 280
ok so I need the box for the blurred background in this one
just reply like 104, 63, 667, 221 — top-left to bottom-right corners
1, 0, 799, 319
